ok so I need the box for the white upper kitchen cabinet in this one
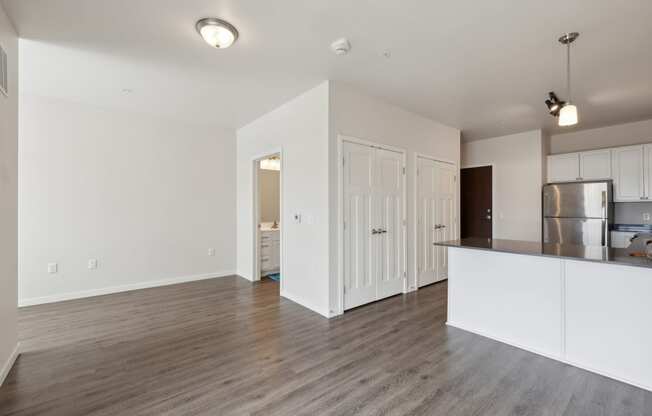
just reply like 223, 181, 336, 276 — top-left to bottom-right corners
579, 149, 612, 180
612, 145, 646, 202
646, 144, 652, 200
547, 153, 580, 182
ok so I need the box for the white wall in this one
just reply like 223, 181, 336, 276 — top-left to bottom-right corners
329, 82, 461, 313
18, 94, 236, 305
462, 130, 545, 242
237, 82, 331, 317
258, 169, 280, 223
0, 3, 18, 384
550, 118, 652, 154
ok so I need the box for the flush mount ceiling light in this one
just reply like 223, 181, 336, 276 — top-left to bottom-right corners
545, 32, 580, 127
196, 18, 238, 49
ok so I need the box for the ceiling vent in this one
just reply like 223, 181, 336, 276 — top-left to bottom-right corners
0, 44, 7, 97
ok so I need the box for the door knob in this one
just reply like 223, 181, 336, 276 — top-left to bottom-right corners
486, 215, 491, 220
371, 229, 379, 234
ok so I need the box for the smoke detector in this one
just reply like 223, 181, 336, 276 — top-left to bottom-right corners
331, 38, 351, 55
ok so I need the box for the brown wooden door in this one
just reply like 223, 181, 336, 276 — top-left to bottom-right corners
461, 166, 492, 239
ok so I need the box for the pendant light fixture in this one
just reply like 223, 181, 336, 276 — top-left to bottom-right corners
557, 32, 579, 127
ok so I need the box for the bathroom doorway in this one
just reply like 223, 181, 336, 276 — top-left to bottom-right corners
254, 154, 282, 289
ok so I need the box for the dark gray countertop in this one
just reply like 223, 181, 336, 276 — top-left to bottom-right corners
435, 238, 652, 270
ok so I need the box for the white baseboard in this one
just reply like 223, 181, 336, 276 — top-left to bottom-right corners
18, 271, 235, 307
280, 290, 332, 318
0, 343, 20, 387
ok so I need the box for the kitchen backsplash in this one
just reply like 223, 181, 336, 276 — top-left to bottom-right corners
615, 202, 652, 224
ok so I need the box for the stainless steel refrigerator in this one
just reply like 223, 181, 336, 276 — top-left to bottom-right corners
542, 180, 614, 247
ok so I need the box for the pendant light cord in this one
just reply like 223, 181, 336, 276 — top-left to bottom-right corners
566, 39, 572, 104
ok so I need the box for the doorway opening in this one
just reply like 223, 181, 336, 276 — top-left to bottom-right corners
254, 153, 282, 291
460, 165, 493, 239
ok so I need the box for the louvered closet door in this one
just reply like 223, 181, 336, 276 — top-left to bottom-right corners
343, 142, 376, 309
375, 148, 405, 300
417, 157, 438, 287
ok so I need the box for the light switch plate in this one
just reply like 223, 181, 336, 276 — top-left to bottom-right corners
644, 213, 651, 222
208, 248, 215, 256
88, 259, 98, 269
48, 263, 58, 274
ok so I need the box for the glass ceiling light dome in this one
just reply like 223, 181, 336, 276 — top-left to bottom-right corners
196, 18, 239, 49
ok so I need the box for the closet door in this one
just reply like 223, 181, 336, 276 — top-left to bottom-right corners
375, 148, 405, 300
434, 161, 457, 281
417, 157, 438, 287
343, 142, 376, 309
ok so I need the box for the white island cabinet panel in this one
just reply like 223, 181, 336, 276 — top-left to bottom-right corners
448, 248, 563, 358
565, 260, 652, 390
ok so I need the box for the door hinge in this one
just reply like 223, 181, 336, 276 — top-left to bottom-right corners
403, 271, 407, 279
454, 175, 457, 182
343, 157, 345, 167
343, 220, 346, 230
417, 168, 419, 176
403, 167, 406, 175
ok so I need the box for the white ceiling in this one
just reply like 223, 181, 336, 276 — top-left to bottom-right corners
3, 0, 652, 140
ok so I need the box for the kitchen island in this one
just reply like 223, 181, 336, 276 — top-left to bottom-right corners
436, 238, 652, 392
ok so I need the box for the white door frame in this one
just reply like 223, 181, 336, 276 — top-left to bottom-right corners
459, 163, 496, 239
413, 153, 458, 290
337, 135, 407, 315
252, 149, 284, 293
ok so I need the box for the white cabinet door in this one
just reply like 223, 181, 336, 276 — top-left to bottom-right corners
646, 144, 652, 200
547, 153, 580, 182
612, 145, 645, 202
580, 149, 611, 180
434, 161, 457, 281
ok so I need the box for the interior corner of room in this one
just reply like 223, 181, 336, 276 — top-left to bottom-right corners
2, 1, 652, 413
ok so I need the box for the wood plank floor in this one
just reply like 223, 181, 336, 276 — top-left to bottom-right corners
1, 276, 650, 416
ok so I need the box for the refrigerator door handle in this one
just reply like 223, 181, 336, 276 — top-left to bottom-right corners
601, 191, 607, 219
601, 220, 606, 247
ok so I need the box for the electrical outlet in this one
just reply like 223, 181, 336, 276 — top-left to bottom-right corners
644, 213, 651, 222
48, 263, 58, 274
88, 259, 98, 269
208, 248, 215, 256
